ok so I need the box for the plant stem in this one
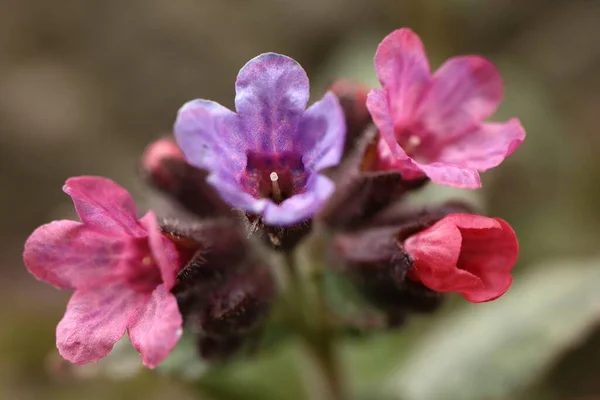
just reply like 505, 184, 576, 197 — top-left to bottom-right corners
284, 250, 344, 400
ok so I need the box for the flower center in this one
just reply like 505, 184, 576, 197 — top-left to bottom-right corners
394, 122, 435, 162
122, 240, 162, 293
240, 151, 308, 204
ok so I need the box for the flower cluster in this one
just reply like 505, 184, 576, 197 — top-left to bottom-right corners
23, 28, 523, 367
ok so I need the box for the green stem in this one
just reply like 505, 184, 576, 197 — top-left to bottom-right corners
284, 250, 344, 400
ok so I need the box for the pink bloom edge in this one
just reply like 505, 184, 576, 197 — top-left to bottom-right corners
23, 176, 183, 368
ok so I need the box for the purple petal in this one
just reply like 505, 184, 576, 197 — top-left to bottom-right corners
174, 99, 245, 176
23, 221, 131, 290
206, 173, 268, 215
56, 285, 143, 364
373, 29, 431, 126
139, 212, 180, 290
417, 56, 503, 137
234, 53, 309, 152
128, 284, 183, 368
63, 176, 144, 237
297, 92, 346, 171
262, 174, 334, 226
417, 162, 482, 188
436, 119, 526, 171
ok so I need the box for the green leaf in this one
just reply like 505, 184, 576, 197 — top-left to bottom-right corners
195, 339, 332, 400
381, 258, 600, 400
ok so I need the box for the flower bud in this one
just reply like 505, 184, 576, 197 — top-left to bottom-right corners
318, 171, 412, 230
197, 335, 244, 362
199, 266, 275, 338
141, 137, 233, 219
333, 227, 443, 324
246, 214, 312, 251
329, 79, 371, 157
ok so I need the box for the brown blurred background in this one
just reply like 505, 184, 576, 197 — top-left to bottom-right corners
2, 0, 600, 399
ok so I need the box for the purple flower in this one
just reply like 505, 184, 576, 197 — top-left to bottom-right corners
174, 53, 346, 226
367, 29, 526, 188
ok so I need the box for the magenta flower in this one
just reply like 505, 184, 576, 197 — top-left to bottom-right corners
23, 177, 183, 368
174, 53, 346, 226
367, 28, 525, 188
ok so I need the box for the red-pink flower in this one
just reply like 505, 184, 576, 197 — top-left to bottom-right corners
23, 176, 183, 368
367, 28, 525, 188
403, 213, 519, 302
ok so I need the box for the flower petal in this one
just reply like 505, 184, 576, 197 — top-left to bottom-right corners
56, 285, 143, 364
451, 215, 519, 302
373, 28, 431, 125
23, 221, 129, 290
367, 88, 400, 157
436, 119, 526, 171
234, 53, 310, 153
417, 56, 503, 137
64, 176, 143, 236
206, 173, 268, 215
262, 174, 335, 226
128, 284, 183, 368
416, 162, 482, 188
297, 92, 346, 171
405, 219, 483, 293
174, 99, 245, 176
139, 212, 180, 290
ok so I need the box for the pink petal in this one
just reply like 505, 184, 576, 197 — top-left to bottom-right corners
373, 29, 431, 125
128, 284, 183, 368
417, 162, 482, 188
56, 284, 144, 364
436, 119, 526, 172
64, 176, 144, 237
139, 212, 180, 290
366, 89, 425, 180
405, 218, 483, 293
234, 53, 310, 153
417, 56, 503, 138
367, 88, 396, 153
23, 220, 130, 290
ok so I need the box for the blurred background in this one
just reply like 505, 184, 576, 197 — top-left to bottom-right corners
2, 0, 600, 399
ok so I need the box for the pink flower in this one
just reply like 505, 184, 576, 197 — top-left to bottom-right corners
403, 213, 519, 302
367, 28, 525, 188
23, 176, 183, 368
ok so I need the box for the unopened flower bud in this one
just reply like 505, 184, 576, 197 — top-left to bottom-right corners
161, 219, 253, 322
247, 214, 312, 251
200, 266, 275, 338
329, 79, 371, 157
333, 227, 443, 324
370, 201, 474, 233
141, 137, 233, 218
197, 335, 244, 362
319, 171, 412, 230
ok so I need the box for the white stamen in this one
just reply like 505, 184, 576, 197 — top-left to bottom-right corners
270, 172, 282, 202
